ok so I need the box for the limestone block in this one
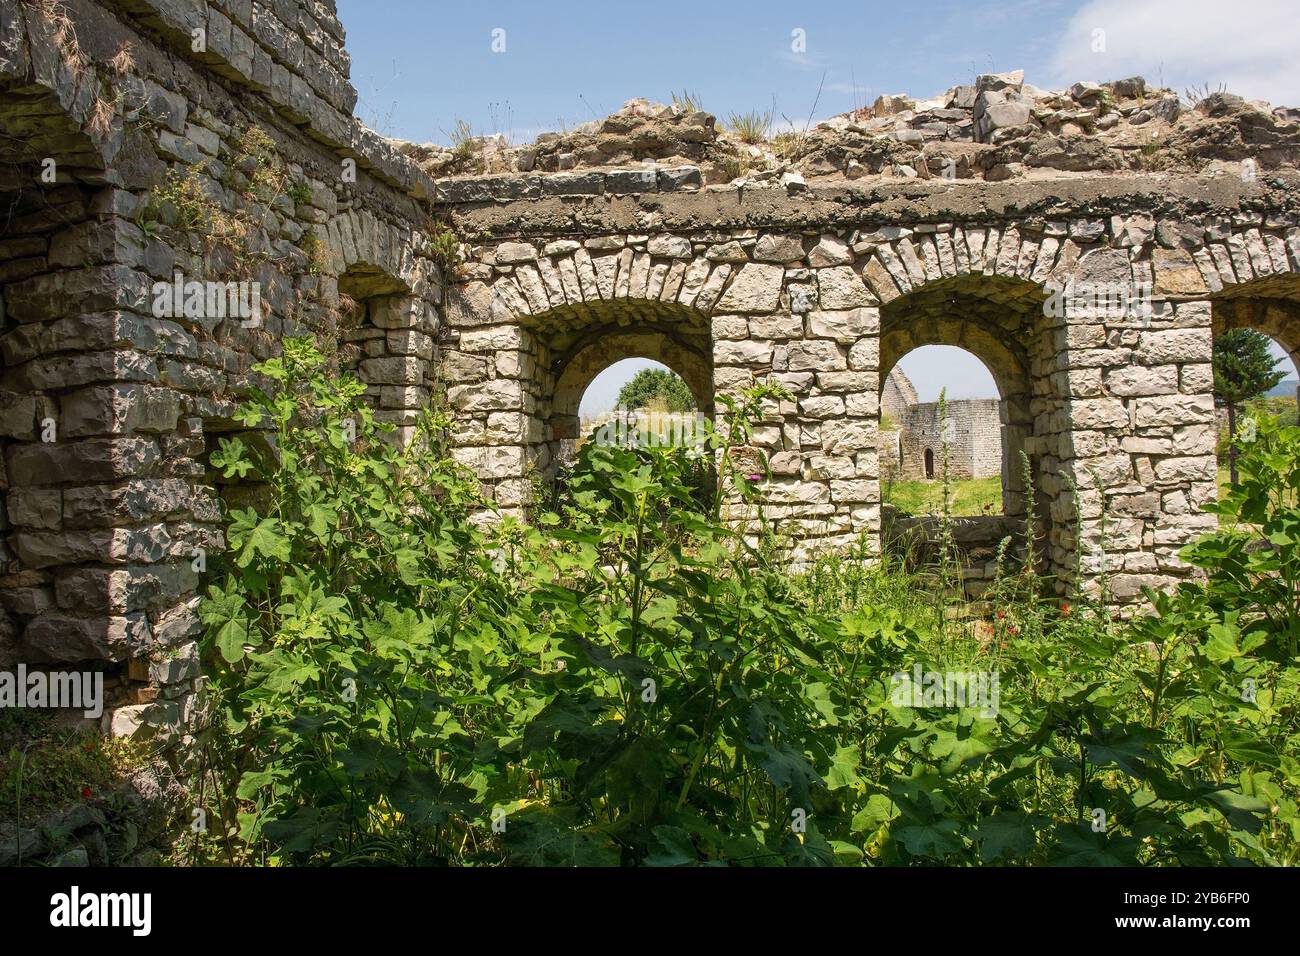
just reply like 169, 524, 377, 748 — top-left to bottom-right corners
816, 266, 875, 309
808, 308, 878, 342
716, 263, 782, 313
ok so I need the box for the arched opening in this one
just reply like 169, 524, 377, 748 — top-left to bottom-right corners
514, 299, 714, 507
1211, 282, 1300, 492
877, 272, 1063, 591
574, 358, 701, 455
881, 345, 1006, 515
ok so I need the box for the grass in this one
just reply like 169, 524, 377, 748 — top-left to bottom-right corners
1, 709, 141, 829
670, 89, 705, 113
884, 475, 1002, 516
727, 108, 772, 144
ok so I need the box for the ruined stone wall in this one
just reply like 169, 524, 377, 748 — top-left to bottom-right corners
443, 214, 882, 560
437, 164, 1300, 599
5, 0, 1300, 756
887, 397, 1002, 481
0, 0, 443, 743
896, 398, 1002, 481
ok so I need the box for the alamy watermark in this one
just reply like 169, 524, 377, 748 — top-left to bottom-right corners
152, 271, 262, 327
50, 886, 151, 936
890, 664, 1000, 717
1042, 279, 1152, 320
0, 665, 103, 719
589, 408, 708, 453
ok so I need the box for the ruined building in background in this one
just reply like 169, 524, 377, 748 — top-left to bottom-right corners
879, 367, 1003, 482
1, 0, 1300, 745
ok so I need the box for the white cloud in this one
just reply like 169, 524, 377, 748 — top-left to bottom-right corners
1047, 0, 1300, 107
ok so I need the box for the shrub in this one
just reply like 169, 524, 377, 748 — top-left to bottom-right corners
197, 345, 1297, 865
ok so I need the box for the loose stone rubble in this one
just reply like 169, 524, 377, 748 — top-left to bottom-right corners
0, 0, 1299, 758
404, 70, 1300, 191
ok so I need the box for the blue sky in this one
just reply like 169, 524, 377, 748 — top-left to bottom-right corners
337, 0, 1299, 145
336, 0, 1299, 414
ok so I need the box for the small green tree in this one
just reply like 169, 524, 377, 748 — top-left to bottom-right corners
1213, 329, 1286, 484
616, 368, 696, 412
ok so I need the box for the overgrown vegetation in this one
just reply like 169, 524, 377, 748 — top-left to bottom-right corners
2, 710, 144, 830
1214, 329, 1288, 484
191, 340, 1300, 866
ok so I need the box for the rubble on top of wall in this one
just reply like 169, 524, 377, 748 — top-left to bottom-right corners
397, 71, 1300, 194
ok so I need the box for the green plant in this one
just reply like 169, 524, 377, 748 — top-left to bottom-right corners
288, 178, 313, 207
1214, 329, 1288, 484
240, 126, 291, 202
770, 130, 805, 160
727, 108, 772, 144
198, 346, 1295, 866
299, 229, 329, 276
427, 225, 461, 271
448, 119, 476, 160
670, 89, 705, 113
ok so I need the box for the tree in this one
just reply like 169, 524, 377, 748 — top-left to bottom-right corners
616, 368, 696, 413
1213, 329, 1286, 484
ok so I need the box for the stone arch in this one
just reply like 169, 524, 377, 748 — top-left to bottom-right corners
325, 214, 442, 447
878, 272, 1050, 521
1182, 229, 1300, 390
478, 241, 745, 325
551, 327, 713, 437
0, 6, 134, 673
530, 298, 713, 481
1209, 279, 1300, 402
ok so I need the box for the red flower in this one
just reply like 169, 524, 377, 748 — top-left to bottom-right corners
1008, 625, 1019, 635
996, 610, 1006, 621
81, 786, 92, 800
1060, 603, 1071, 615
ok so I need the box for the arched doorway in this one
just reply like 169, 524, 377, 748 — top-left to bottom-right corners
547, 320, 714, 479
877, 272, 1063, 587
1211, 280, 1300, 492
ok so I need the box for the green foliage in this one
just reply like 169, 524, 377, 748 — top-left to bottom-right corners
1214, 329, 1287, 408
1215, 329, 1287, 482
615, 368, 696, 413
427, 226, 461, 271
448, 119, 476, 160
2, 710, 143, 830
670, 89, 705, 113
199, 346, 1299, 866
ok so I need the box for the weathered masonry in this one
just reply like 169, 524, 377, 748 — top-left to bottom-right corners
437, 173, 1300, 593
1, 0, 444, 737
1, 0, 1299, 742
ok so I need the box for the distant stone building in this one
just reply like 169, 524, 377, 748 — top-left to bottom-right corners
880, 368, 1002, 481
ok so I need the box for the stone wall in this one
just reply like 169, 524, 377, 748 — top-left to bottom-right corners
895, 398, 1002, 481
3, 0, 1300, 751
437, 165, 1300, 597
0, 0, 443, 744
